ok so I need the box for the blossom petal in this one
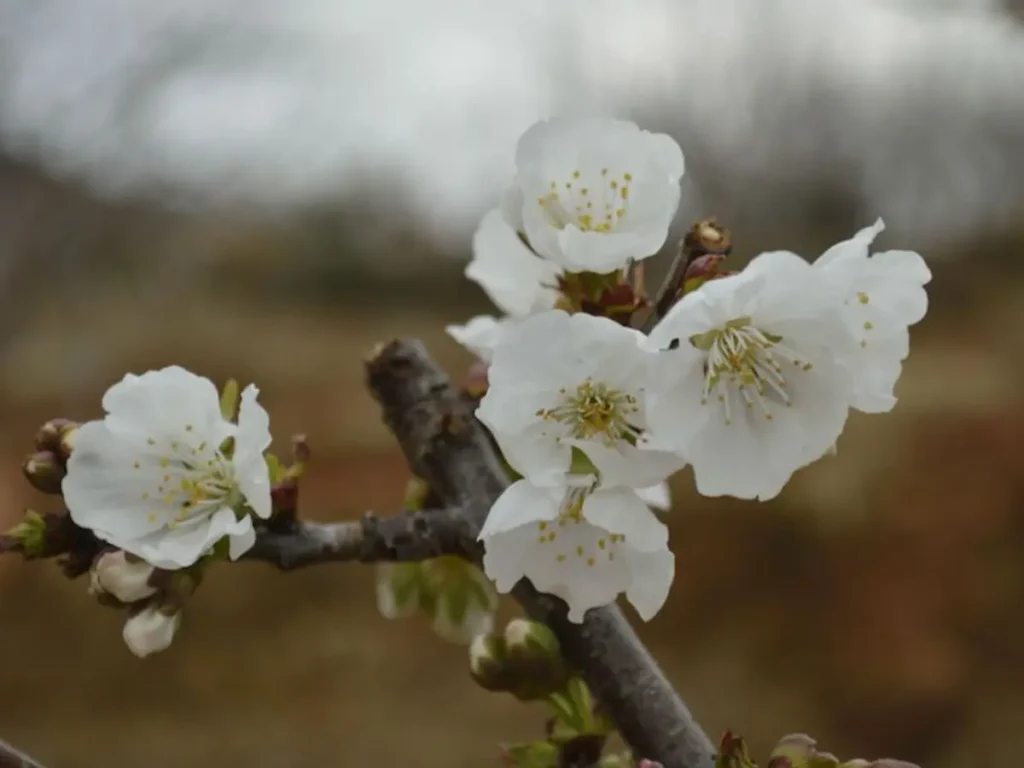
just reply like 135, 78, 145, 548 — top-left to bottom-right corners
234, 385, 272, 519
635, 482, 671, 511
478, 479, 561, 539
467, 207, 561, 317
624, 548, 675, 621
581, 488, 668, 552
446, 315, 507, 362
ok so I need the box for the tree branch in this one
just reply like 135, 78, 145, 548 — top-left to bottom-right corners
0, 739, 47, 768
638, 220, 732, 334
245, 507, 478, 570
365, 339, 716, 768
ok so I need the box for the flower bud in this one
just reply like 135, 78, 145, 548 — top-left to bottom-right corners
90, 551, 157, 603
58, 425, 79, 461
123, 604, 181, 658
768, 734, 839, 768
469, 632, 509, 692
21, 451, 65, 494
503, 619, 569, 701
34, 418, 77, 453
504, 618, 561, 665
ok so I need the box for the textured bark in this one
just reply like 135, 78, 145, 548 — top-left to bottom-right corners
365, 339, 716, 768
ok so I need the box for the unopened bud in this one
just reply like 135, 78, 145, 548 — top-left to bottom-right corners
90, 550, 157, 603
58, 426, 79, 461
684, 218, 732, 259
768, 734, 838, 768
291, 434, 311, 465
469, 632, 509, 692
122, 604, 181, 658
504, 618, 561, 665
503, 619, 569, 701
22, 451, 65, 494
681, 253, 727, 295
34, 418, 77, 454
464, 360, 490, 400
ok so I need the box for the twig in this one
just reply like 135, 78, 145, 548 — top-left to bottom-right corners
638, 220, 732, 334
245, 507, 477, 570
365, 339, 716, 768
0, 739, 47, 768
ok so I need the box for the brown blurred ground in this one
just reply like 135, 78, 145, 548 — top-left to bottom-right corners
1, 191, 1024, 767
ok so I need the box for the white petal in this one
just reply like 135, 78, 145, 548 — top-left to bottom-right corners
487, 425, 572, 487
123, 606, 180, 658
132, 507, 248, 569
233, 385, 273, 519
481, 524, 535, 593
689, 341, 852, 500
479, 480, 561, 539
102, 366, 227, 440
467, 207, 561, 317
446, 315, 507, 362
581, 488, 669, 552
635, 482, 671, 511
227, 517, 257, 560
63, 421, 173, 540
499, 183, 525, 233
624, 547, 675, 621
815, 218, 885, 268
523, 519, 631, 623
569, 439, 683, 490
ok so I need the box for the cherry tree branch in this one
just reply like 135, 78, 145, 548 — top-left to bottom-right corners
0, 739, 47, 768
365, 339, 716, 768
245, 507, 477, 570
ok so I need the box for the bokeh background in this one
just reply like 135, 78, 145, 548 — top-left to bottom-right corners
1, 1, 1024, 765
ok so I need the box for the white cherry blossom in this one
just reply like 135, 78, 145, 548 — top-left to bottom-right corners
476, 310, 684, 490
63, 366, 273, 569
480, 480, 674, 622
446, 205, 563, 361
644, 251, 859, 501
814, 218, 931, 413
510, 117, 685, 274
122, 605, 181, 658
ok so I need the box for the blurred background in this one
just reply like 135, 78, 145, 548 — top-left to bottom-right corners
1, 0, 1023, 765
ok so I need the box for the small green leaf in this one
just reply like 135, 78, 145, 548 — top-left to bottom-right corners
4, 510, 48, 557
219, 379, 240, 421
264, 452, 284, 483
500, 741, 560, 768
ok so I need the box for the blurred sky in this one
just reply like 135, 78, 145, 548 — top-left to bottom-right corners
1, 0, 1023, 247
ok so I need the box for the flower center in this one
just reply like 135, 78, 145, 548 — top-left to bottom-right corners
539, 379, 641, 446
137, 431, 238, 527
689, 316, 812, 425
535, 168, 633, 234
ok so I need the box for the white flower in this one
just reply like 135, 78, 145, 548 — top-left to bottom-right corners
123, 605, 181, 658
814, 218, 931, 413
446, 206, 562, 361
644, 251, 859, 501
89, 550, 157, 603
63, 366, 273, 569
476, 310, 684, 490
509, 117, 685, 274
480, 479, 674, 622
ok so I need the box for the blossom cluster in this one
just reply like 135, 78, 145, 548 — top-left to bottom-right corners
61, 366, 274, 656
450, 117, 930, 623
35, 116, 930, 651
